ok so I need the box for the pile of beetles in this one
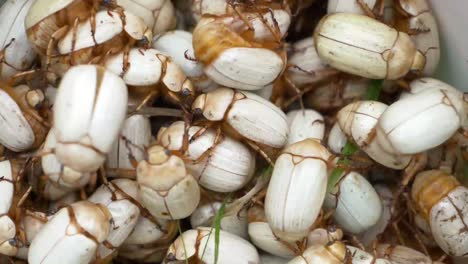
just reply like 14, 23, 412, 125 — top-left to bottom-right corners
0, 0, 467, 263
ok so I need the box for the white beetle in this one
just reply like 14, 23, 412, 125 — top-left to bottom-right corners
314, 13, 426, 80
347, 246, 393, 264
0, 0, 37, 80
25, 0, 98, 55
15, 210, 49, 260
137, 145, 200, 220
190, 201, 249, 239
88, 179, 141, 259
327, 122, 348, 154
247, 205, 295, 258
327, 0, 377, 15
286, 37, 338, 87
377, 244, 444, 264
265, 139, 331, 242
42, 129, 93, 190
107, 115, 152, 178
260, 254, 290, 264
0, 85, 47, 152
115, 0, 176, 35
152, 30, 215, 91
53, 65, 128, 173
166, 227, 260, 264
51, 10, 150, 76
394, 0, 440, 76
28, 201, 112, 264
0, 160, 18, 256
337, 100, 412, 169
287, 241, 347, 264
376, 88, 465, 155
286, 109, 325, 145
104, 47, 195, 107
192, 87, 289, 149
119, 215, 177, 263
324, 171, 383, 234
411, 170, 468, 257
157, 121, 255, 193
192, 9, 290, 90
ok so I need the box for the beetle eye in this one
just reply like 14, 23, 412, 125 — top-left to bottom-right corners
8, 239, 17, 246
193, 108, 203, 115
182, 88, 191, 96
164, 149, 171, 156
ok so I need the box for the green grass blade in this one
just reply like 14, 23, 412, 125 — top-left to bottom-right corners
176, 221, 189, 264
213, 201, 227, 264
364, 79, 384, 100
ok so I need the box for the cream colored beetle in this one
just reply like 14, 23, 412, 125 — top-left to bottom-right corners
53, 65, 128, 173
137, 145, 201, 220
376, 87, 465, 155
286, 109, 325, 145
107, 115, 152, 178
314, 13, 425, 80
157, 121, 255, 193
28, 201, 112, 264
166, 227, 260, 264
324, 171, 383, 234
265, 139, 331, 242
0, 0, 37, 80
287, 241, 347, 264
88, 179, 141, 259
115, 0, 176, 35
0, 160, 18, 256
192, 87, 289, 149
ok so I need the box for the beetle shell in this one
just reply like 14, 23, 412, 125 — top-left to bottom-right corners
287, 241, 347, 264
55, 10, 149, 73
247, 205, 295, 258
152, 30, 214, 90
265, 139, 331, 242
15, 211, 48, 260
377, 244, 435, 264
0, 215, 17, 256
190, 202, 249, 239
107, 115, 151, 175
327, 0, 377, 15
122, 216, 177, 246
116, 0, 176, 35
347, 246, 393, 264
88, 179, 140, 259
376, 88, 465, 155
314, 13, 425, 80
193, 17, 286, 90
25, 0, 98, 54
286, 37, 337, 87
338, 101, 412, 169
325, 171, 383, 234
167, 227, 260, 264
137, 145, 200, 220
0, 0, 36, 80
327, 123, 347, 154
0, 89, 36, 152
395, 0, 440, 75
42, 129, 93, 190
359, 184, 393, 246
192, 87, 289, 148
286, 109, 325, 145
157, 121, 255, 192
104, 48, 194, 97
0, 160, 17, 256
412, 170, 468, 256
28, 201, 112, 264
53, 65, 128, 173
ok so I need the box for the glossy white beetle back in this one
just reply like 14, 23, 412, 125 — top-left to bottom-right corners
53, 65, 128, 173
265, 139, 331, 242
28, 201, 112, 264
286, 109, 325, 145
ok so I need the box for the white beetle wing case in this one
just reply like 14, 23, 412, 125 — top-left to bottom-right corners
377, 89, 465, 154
324, 171, 383, 234
327, 0, 377, 15
28, 201, 111, 264
265, 139, 330, 242
0, 89, 35, 152
0, 0, 36, 79
53, 65, 128, 172
286, 109, 325, 145
88, 179, 140, 258
167, 227, 260, 264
